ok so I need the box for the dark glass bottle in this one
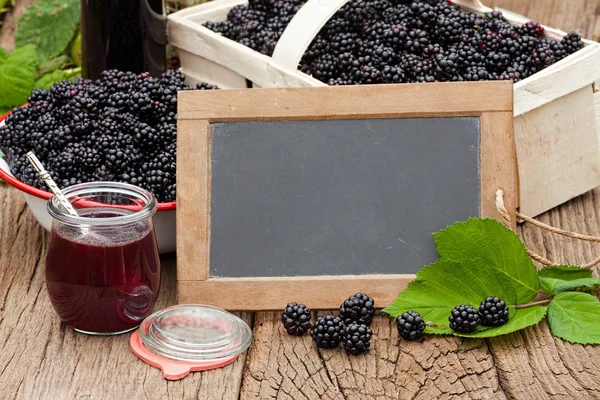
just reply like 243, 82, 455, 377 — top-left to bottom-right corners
81, 0, 167, 79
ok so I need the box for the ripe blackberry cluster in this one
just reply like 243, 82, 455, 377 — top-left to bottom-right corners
396, 310, 425, 341
203, 0, 303, 56
339, 292, 375, 326
310, 315, 344, 348
449, 304, 481, 333
281, 302, 312, 336
343, 323, 373, 355
479, 296, 509, 327
283, 292, 375, 355
449, 296, 510, 333
205, 0, 584, 84
0, 70, 219, 203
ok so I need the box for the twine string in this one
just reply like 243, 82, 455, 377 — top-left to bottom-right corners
495, 189, 600, 269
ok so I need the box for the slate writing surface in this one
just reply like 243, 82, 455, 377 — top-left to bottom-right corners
209, 118, 480, 278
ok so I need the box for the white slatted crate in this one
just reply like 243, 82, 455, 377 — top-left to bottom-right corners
168, 0, 600, 217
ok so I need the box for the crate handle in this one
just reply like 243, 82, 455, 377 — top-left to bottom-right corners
271, 0, 351, 70
272, 0, 493, 71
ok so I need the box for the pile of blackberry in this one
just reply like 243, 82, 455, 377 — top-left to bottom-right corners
204, 0, 303, 56
282, 293, 375, 355
0, 70, 218, 203
205, 0, 584, 84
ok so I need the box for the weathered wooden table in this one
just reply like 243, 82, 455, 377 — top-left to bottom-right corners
1, 1, 600, 399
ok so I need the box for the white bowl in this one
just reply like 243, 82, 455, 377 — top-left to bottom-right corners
0, 118, 176, 254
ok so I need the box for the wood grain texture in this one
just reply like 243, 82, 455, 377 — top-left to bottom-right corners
178, 275, 415, 310
177, 82, 514, 121
480, 111, 517, 227
176, 119, 211, 282
515, 86, 600, 217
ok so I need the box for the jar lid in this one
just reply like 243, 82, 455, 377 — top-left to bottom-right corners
130, 304, 252, 379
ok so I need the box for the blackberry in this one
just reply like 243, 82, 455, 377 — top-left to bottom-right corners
528, 40, 556, 72
449, 304, 481, 333
478, 296, 509, 327
396, 311, 425, 341
520, 21, 544, 38
561, 32, 584, 54
28, 89, 51, 104
382, 65, 405, 83
342, 323, 372, 355
406, 29, 429, 52
281, 302, 312, 336
310, 315, 344, 349
126, 92, 153, 116
310, 53, 340, 81
196, 82, 219, 90
339, 293, 375, 326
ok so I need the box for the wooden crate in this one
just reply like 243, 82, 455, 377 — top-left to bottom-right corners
168, 0, 600, 217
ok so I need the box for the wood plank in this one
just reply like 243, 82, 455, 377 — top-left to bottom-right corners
179, 275, 414, 311
177, 82, 514, 121
514, 86, 600, 217
176, 119, 211, 282
0, 186, 251, 400
241, 311, 508, 399
480, 111, 517, 227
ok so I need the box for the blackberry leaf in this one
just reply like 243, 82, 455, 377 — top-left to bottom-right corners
433, 218, 539, 303
539, 265, 600, 294
0, 45, 37, 108
15, 0, 80, 61
547, 292, 600, 345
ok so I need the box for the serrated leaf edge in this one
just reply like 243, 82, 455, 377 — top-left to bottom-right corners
433, 218, 539, 299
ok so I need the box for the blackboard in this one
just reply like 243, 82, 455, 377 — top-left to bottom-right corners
209, 118, 480, 278
176, 82, 516, 310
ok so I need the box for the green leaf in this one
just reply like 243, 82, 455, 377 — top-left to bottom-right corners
35, 67, 80, 90
383, 258, 517, 334
0, 44, 37, 108
538, 266, 600, 294
456, 306, 547, 338
434, 218, 539, 303
547, 292, 600, 344
15, 0, 80, 61
36, 54, 74, 79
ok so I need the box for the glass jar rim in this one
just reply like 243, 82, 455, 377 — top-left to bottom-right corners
47, 181, 158, 227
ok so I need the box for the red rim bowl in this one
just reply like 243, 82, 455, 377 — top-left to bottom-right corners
0, 108, 176, 211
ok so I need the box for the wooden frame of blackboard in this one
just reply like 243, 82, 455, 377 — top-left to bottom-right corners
176, 82, 516, 310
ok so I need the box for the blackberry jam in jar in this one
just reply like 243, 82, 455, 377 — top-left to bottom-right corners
45, 182, 161, 335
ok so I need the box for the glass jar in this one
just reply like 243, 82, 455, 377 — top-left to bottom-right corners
45, 182, 161, 335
